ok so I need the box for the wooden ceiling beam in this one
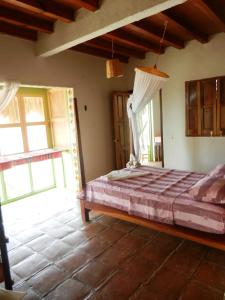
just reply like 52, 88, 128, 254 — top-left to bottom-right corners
1, 0, 75, 22
0, 5, 53, 33
37, 0, 187, 57
71, 44, 129, 63
105, 30, 164, 54
85, 38, 146, 59
126, 20, 184, 49
191, 0, 225, 32
0, 19, 37, 40
58, 0, 99, 12
158, 12, 209, 43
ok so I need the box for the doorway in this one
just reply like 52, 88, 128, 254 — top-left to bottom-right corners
0, 86, 81, 205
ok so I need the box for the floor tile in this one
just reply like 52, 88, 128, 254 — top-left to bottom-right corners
93, 255, 156, 300
97, 215, 121, 226
98, 227, 125, 244
16, 229, 44, 244
164, 240, 207, 276
111, 220, 136, 233
26, 235, 55, 252
179, 280, 223, 300
135, 267, 188, 300
46, 224, 74, 239
80, 222, 107, 237
206, 248, 225, 266
62, 230, 91, 247
139, 233, 182, 265
66, 218, 83, 230
41, 240, 71, 261
38, 220, 63, 233
12, 253, 50, 279
194, 261, 225, 291
55, 210, 77, 224
74, 260, 116, 288
44, 278, 91, 300
77, 236, 110, 259
7, 237, 21, 251
23, 290, 41, 300
56, 249, 91, 274
11, 270, 23, 284
28, 265, 66, 297
130, 225, 158, 240
9, 246, 34, 266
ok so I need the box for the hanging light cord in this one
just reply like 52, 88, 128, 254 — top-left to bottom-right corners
154, 21, 168, 68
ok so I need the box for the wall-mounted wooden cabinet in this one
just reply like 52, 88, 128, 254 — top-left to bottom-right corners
186, 76, 225, 137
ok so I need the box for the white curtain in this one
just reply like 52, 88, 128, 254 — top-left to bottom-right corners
127, 68, 168, 166
0, 82, 19, 112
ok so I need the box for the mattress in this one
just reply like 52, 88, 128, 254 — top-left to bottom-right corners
80, 166, 225, 234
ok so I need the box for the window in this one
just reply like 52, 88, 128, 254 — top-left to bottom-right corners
0, 88, 52, 155
185, 76, 225, 137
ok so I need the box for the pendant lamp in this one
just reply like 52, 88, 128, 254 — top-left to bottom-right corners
106, 39, 123, 79
136, 21, 169, 79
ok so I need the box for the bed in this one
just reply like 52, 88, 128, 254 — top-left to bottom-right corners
79, 166, 225, 251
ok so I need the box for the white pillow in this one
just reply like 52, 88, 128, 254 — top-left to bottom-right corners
0, 288, 26, 300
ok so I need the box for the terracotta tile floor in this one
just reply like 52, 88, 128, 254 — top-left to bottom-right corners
2, 188, 225, 299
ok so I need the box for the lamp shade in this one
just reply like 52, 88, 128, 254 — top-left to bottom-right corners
136, 66, 169, 79
106, 59, 123, 79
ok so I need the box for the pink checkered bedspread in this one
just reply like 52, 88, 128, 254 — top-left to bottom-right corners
79, 166, 225, 234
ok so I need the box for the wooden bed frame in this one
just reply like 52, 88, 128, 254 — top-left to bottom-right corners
80, 199, 225, 252
74, 97, 225, 253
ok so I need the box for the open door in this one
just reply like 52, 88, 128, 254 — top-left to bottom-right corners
48, 88, 81, 192
112, 92, 131, 169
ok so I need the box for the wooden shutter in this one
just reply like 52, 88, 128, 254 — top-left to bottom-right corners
113, 92, 131, 169
186, 76, 225, 137
217, 78, 225, 136
185, 81, 200, 136
200, 79, 217, 136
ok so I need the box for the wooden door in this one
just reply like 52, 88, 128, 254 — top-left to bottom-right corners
113, 92, 131, 169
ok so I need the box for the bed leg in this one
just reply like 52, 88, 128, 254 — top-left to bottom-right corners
80, 200, 90, 223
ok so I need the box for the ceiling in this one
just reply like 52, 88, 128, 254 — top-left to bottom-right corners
0, 0, 224, 62
0, 0, 99, 40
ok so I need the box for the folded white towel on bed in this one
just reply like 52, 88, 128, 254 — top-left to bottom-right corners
102, 169, 150, 181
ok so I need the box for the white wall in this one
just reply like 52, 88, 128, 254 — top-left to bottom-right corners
2, 31, 224, 178
125, 33, 225, 173
0, 34, 130, 181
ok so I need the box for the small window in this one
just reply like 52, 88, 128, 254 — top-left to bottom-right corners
27, 125, 48, 151
0, 88, 52, 154
0, 97, 20, 124
24, 97, 45, 122
0, 127, 24, 155
186, 76, 225, 137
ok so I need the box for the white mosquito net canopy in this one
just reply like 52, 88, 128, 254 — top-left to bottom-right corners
127, 67, 169, 167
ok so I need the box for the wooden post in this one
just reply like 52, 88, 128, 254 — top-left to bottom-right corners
73, 98, 90, 222
159, 89, 164, 168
